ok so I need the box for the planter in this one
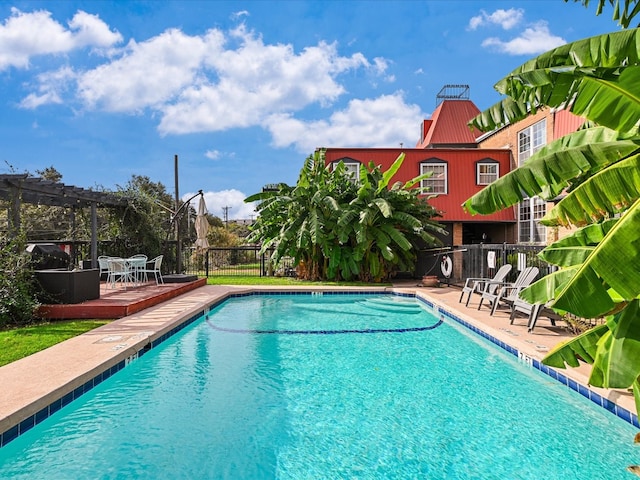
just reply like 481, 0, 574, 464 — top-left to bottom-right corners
421, 275, 439, 287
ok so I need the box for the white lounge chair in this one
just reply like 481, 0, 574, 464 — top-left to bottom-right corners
459, 264, 512, 307
478, 266, 539, 316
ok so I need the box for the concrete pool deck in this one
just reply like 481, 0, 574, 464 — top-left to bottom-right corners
0, 283, 636, 446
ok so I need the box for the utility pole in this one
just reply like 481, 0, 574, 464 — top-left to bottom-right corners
222, 206, 232, 228
174, 154, 181, 274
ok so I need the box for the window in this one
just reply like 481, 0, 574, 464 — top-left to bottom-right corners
331, 158, 360, 182
343, 162, 360, 181
519, 197, 547, 243
518, 120, 547, 242
476, 159, 499, 185
420, 160, 447, 194
518, 119, 546, 166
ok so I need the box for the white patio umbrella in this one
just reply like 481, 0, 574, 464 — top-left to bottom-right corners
194, 195, 210, 253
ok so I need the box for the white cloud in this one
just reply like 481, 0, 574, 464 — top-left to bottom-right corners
468, 8, 524, 30
77, 28, 218, 112
11, 9, 394, 152
184, 189, 257, 220
0, 8, 122, 70
231, 10, 250, 20
205, 149, 221, 160
19, 66, 76, 108
20, 18, 380, 132
158, 26, 371, 134
67, 10, 123, 48
265, 93, 425, 152
482, 21, 565, 55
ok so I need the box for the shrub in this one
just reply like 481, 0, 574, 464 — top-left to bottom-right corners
0, 237, 40, 328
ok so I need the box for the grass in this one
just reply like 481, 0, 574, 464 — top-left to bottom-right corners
205, 275, 390, 286
0, 320, 110, 367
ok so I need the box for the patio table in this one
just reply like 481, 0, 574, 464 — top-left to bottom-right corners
126, 256, 148, 285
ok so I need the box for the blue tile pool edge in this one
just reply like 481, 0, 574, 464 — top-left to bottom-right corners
2, 289, 637, 448
413, 294, 640, 431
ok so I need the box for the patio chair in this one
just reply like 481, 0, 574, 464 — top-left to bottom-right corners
459, 264, 512, 307
142, 255, 164, 285
127, 254, 147, 285
106, 257, 133, 289
97, 256, 111, 281
478, 266, 539, 316
509, 298, 560, 332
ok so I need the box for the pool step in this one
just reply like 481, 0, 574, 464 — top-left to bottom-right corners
357, 298, 423, 314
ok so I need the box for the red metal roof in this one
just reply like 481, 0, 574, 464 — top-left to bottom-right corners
323, 148, 515, 222
415, 100, 483, 148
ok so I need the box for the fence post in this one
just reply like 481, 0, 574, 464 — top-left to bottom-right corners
502, 242, 507, 268
205, 250, 209, 277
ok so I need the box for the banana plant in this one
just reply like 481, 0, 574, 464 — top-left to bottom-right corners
462, 24, 640, 411
246, 151, 444, 282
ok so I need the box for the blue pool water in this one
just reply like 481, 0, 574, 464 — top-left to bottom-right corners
0, 293, 638, 479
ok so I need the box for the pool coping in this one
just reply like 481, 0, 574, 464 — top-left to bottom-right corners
1, 284, 637, 448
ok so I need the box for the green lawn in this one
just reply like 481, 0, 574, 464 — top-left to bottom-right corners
0, 320, 110, 367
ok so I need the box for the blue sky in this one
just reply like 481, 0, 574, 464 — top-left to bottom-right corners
0, 1, 624, 219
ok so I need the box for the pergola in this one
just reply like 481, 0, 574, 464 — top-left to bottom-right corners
0, 174, 128, 268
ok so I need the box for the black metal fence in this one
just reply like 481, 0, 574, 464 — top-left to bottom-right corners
27, 240, 553, 284
424, 243, 553, 287
182, 246, 296, 277
181, 243, 553, 284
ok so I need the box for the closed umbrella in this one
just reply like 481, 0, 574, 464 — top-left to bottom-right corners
194, 195, 210, 253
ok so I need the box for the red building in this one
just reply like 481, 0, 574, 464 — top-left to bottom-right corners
323, 90, 516, 247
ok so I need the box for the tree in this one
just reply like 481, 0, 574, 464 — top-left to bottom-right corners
98, 175, 180, 262
462, 19, 640, 413
246, 150, 444, 282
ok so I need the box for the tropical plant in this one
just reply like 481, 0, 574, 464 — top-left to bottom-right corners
246, 150, 445, 282
0, 235, 40, 328
462, 21, 640, 415
566, 0, 640, 28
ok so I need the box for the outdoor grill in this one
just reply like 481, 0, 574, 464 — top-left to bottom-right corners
26, 243, 71, 270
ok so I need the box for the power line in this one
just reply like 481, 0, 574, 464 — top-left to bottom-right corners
222, 205, 232, 228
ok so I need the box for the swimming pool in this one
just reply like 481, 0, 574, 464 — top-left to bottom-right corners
0, 293, 637, 479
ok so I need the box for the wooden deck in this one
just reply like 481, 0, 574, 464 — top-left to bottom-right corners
37, 278, 208, 319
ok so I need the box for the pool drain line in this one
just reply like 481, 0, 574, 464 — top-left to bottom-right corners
205, 317, 443, 335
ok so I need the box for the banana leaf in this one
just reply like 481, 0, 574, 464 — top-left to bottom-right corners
569, 66, 640, 133
520, 266, 583, 304
543, 322, 610, 368
371, 198, 392, 218
536, 197, 640, 318
470, 29, 640, 132
543, 153, 640, 227
564, 0, 640, 28
463, 128, 639, 215
540, 218, 619, 250
378, 153, 404, 194
538, 219, 619, 266
588, 300, 640, 388
633, 379, 640, 422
